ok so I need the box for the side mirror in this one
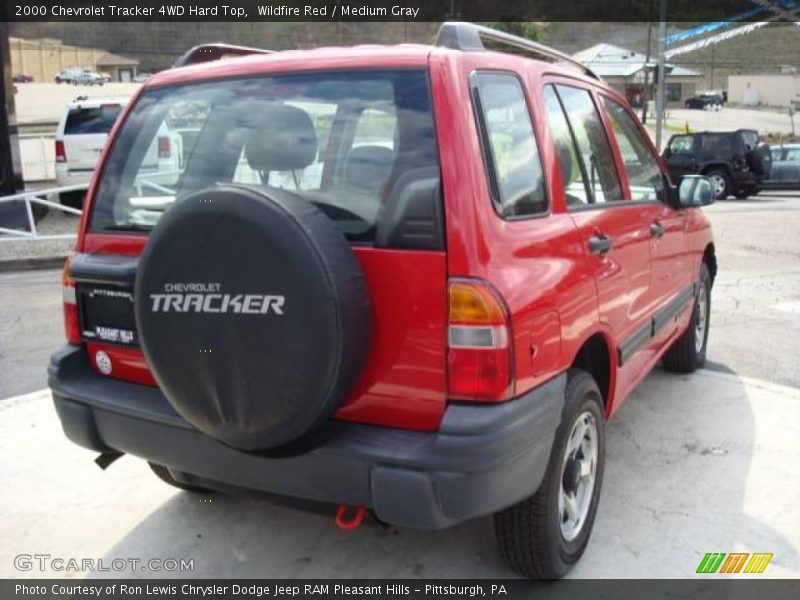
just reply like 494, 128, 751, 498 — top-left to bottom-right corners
678, 175, 715, 208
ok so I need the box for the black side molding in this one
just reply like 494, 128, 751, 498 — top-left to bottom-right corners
618, 283, 696, 366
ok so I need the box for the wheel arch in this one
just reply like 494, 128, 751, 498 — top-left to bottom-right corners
702, 243, 717, 286
569, 330, 616, 418
700, 162, 733, 178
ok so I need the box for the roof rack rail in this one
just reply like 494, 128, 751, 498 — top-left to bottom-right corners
434, 22, 598, 80
173, 43, 274, 68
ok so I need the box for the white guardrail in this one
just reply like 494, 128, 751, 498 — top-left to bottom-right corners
0, 183, 87, 241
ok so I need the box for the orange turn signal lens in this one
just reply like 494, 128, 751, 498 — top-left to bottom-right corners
449, 280, 506, 325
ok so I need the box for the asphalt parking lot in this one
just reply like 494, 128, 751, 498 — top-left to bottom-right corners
666, 107, 797, 138
1, 192, 799, 578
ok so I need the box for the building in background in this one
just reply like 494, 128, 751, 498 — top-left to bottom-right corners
573, 43, 702, 108
95, 52, 139, 82
728, 74, 800, 108
8, 37, 137, 82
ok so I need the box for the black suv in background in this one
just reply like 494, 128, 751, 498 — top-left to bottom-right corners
663, 129, 771, 199
684, 92, 725, 110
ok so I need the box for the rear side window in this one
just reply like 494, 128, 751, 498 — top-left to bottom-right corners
89, 70, 441, 247
603, 97, 665, 203
543, 86, 590, 206
701, 134, 734, 155
471, 72, 547, 218
551, 85, 622, 205
65, 105, 123, 135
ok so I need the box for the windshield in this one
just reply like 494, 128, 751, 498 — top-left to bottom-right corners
90, 70, 439, 243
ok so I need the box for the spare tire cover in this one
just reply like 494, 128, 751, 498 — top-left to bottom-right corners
134, 185, 371, 450
750, 144, 772, 177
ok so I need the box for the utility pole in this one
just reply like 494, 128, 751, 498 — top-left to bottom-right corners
655, 0, 667, 151
642, 21, 653, 124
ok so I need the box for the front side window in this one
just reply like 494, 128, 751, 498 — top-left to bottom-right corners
548, 84, 623, 205
668, 135, 694, 154
785, 148, 800, 161
90, 70, 439, 245
603, 97, 665, 203
471, 71, 547, 218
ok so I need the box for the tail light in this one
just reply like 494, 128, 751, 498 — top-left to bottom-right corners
62, 254, 80, 344
157, 136, 171, 158
447, 278, 514, 402
55, 140, 66, 163
736, 152, 747, 166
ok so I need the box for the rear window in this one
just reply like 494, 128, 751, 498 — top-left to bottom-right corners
65, 105, 123, 135
738, 130, 759, 150
90, 70, 440, 246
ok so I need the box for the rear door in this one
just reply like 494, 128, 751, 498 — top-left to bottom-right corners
542, 83, 656, 361
62, 103, 123, 173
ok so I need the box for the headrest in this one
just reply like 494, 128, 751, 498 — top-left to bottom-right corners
345, 145, 395, 193
244, 104, 317, 172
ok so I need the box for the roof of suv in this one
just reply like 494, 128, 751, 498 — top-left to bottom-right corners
146, 42, 599, 90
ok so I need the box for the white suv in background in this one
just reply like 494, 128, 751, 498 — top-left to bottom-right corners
55, 97, 184, 208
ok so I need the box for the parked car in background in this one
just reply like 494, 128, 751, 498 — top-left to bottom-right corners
73, 70, 107, 86
12, 73, 34, 83
55, 67, 85, 84
663, 129, 771, 199
98, 72, 113, 83
133, 72, 153, 83
763, 144, 800, 190
55, 96, 184, 208
684, 92, 724, 111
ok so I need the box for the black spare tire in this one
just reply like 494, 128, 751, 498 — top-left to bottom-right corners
134, 185, 371, 451
749, 143, 771, 177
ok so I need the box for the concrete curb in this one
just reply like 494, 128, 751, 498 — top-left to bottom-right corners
0, 256, 67, 272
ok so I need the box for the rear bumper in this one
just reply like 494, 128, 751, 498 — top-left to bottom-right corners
55, 165, 92, 188
730, 169, 763, 187
48, 345, 565, 529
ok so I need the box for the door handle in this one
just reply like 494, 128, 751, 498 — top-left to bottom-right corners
588, 235, 613, 256
650, 222, 665, 238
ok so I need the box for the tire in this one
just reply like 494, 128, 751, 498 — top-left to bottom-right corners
662, 263, 711, 373
134, 183, 371, 451
749, 144, 771, 177
495, 369, 606, 579
706, 169, 731, 199
59, 191, 85, 210
148, 462, 212, 493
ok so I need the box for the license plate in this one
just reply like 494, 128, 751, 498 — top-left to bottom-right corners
78, 286, 138, 346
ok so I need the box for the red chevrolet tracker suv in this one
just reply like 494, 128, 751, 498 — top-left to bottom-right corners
49, 23, 717, 578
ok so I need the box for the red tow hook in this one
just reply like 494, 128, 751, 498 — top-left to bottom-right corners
335, 504, 367, 531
